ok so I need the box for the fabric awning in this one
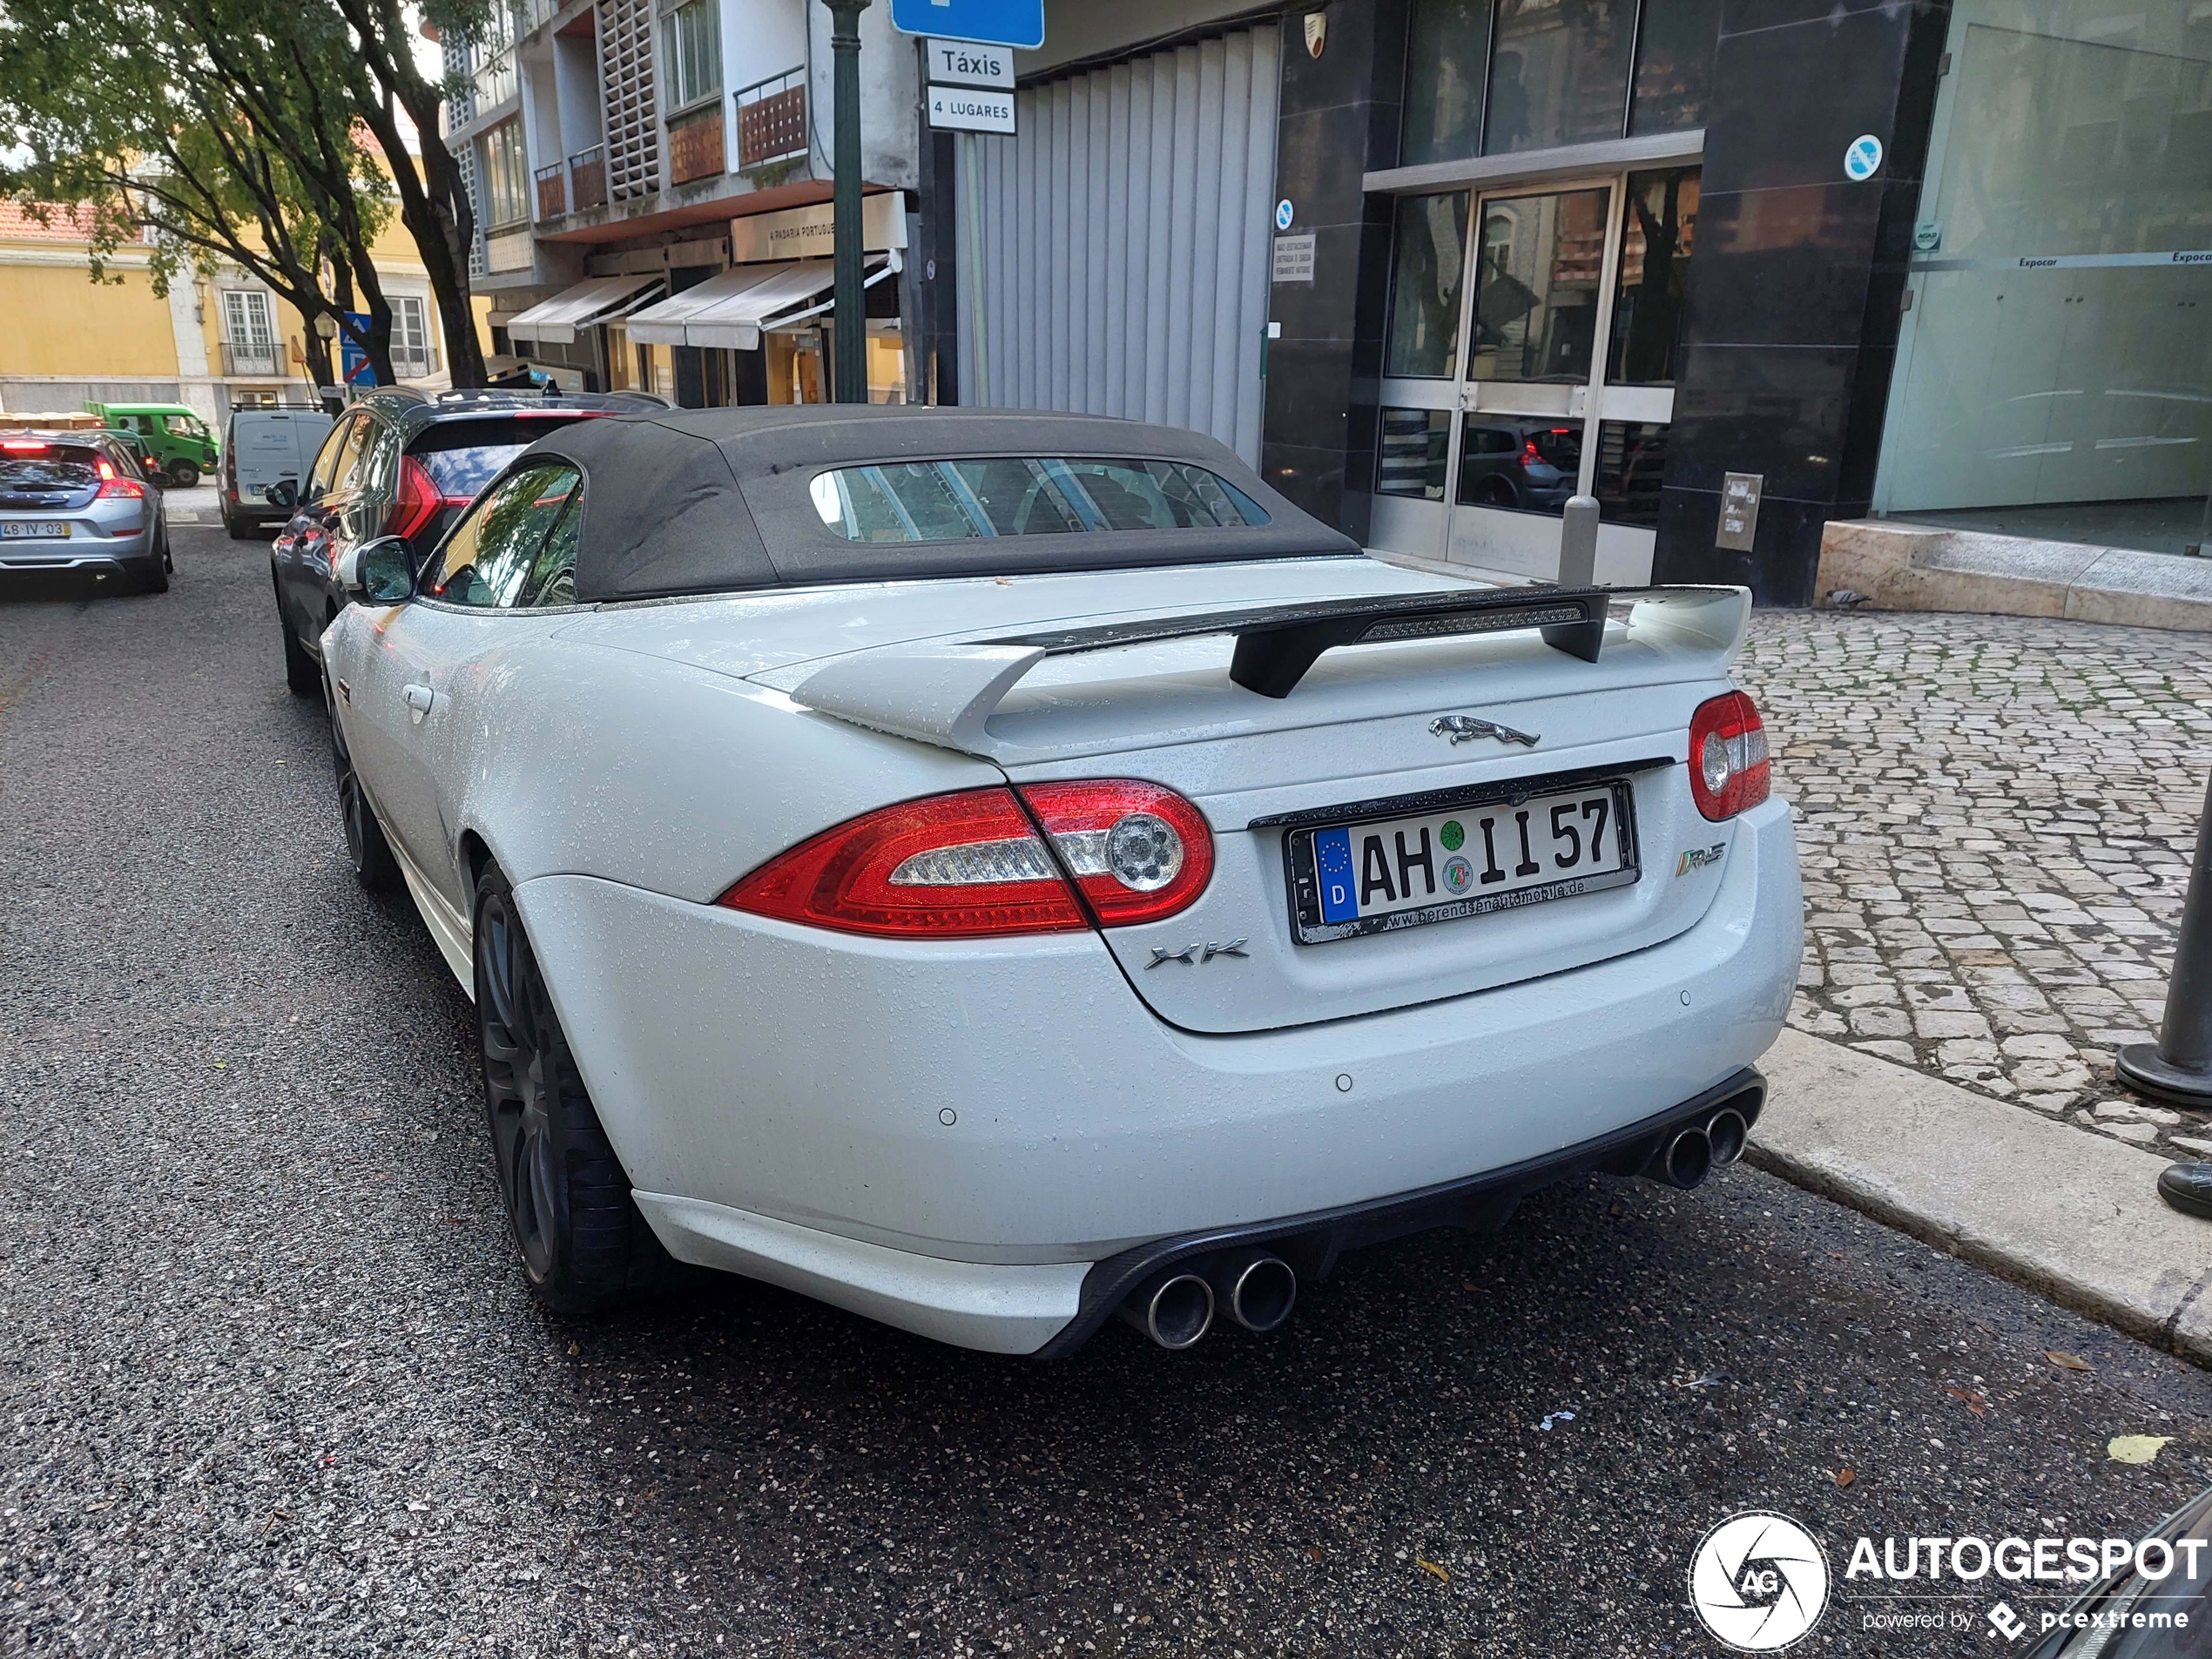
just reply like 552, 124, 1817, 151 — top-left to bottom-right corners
622, 260, 839, 352
505, 274, 664, 344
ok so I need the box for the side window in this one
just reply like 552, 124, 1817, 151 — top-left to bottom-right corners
307, 415, 357, 497
429, 462, 581, 609
329, 418, 378, 496
518, 489, 584, 608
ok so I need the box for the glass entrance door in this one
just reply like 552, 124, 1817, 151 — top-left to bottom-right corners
1372, 165, 1699, 583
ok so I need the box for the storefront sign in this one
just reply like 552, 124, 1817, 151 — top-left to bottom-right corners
891, 0, 1042, 51
1271, 233, 1316, 285
927, 38, 1013, 87
730, 192, 907, 264
1716, 473, 1764, 551
1910, 248, 2212, 273
928, 84, 1016, 133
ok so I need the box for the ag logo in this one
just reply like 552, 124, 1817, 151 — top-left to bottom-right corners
1689, 1512, 1830, 1651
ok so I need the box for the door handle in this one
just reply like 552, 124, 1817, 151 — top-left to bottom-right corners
402, 683, 435, 722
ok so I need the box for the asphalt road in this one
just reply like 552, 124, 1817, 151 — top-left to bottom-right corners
3, 526, 2211, 1658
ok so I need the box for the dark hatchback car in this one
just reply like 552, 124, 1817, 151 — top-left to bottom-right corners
1458, 419, 1581, 512
270, 388, 665, 695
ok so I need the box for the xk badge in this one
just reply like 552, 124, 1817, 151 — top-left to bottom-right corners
1146, 939, 1249, 968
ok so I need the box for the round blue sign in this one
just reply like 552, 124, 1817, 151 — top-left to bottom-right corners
1275, 199, 1294, 232
1843, 134, 1883, 181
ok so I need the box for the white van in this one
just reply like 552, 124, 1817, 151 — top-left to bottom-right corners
221, 408, 333, 538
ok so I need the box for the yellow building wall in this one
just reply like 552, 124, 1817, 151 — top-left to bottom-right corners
0, 255, 179, 379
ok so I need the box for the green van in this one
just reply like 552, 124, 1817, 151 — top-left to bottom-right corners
83, 403, 219, 486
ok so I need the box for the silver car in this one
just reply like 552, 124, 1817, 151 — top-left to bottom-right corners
0, 432, 172, 593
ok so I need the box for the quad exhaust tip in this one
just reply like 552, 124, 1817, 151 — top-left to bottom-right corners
1641, 1092, 1761, 1190
1119, 1251, 1302, 1347
1118, 1271, 1214, 1349
1210, 1251, 1298, 1334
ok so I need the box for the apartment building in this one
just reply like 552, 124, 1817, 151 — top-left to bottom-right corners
0, 203, 452, 422
448, 0, 921, 407
453, 0, 2210, 604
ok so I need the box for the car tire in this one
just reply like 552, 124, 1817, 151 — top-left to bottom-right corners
473, 864, 670, 1315
138, 530, 170, 594
279, 599, 322, 696
330, 705, 399, 891
168, 462, 201, 488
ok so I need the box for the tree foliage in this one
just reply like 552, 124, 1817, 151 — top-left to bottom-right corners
0, 0, 495, 387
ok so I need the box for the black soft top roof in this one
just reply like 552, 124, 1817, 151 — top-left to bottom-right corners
515, 406, 1358, 604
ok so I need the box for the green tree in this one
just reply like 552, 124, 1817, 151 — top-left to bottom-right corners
0, 0, 494, 388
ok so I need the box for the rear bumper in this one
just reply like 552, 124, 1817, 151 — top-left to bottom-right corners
516, 793, 1799, 1351
0, 550, 150, 575
0, 518, 156, 572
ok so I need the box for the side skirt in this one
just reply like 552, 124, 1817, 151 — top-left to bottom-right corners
386, 820, 475, 996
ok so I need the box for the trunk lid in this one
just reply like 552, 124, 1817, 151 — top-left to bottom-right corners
559, 557, 1755, 1034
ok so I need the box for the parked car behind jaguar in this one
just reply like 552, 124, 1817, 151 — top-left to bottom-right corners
0, 429, 172, 593
319, 407, 1801, 1356
269, 387, 663, 695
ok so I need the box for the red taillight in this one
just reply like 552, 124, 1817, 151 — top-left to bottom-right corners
1521, 438, 1542, 463
718, 781, 1215, 939
1688, 691, 1771, 821
1018, 779, 1214, 927
94, 457, 145, 500
3, 439, 47, 452
390, 454, 441, 541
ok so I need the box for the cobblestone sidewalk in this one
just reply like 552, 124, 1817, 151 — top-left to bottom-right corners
1737, 609, 2212, 1157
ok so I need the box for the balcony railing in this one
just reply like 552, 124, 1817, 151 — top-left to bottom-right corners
734, 66, 806, 170
534, 160, 567, 221
568, 144, 608, 212
221, 342, 283, 377
666, 102, 725, 186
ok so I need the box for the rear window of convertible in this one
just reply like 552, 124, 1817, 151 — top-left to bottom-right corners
808, 457, 1271, 543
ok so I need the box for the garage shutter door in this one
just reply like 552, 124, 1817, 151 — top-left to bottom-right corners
954, 28, 1281, 466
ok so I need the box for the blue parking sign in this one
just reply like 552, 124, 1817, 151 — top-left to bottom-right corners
340, 310, 378, 386
889, 0, 1042, 49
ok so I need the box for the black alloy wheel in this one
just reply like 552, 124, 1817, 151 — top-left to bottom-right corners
168, 461, 201, 488
329, 705, 398, 890
473, 865, 665, 1315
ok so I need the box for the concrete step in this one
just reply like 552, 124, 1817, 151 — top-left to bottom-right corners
1817, 520, 2212, 631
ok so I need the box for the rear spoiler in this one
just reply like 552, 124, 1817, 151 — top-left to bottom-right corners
788, 583, 1749, 755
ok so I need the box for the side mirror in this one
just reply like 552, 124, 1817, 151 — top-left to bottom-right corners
263, 479, 299, 509
338, 536, 415, 605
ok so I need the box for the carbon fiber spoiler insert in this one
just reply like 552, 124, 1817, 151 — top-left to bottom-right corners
989, 583, 1732, 698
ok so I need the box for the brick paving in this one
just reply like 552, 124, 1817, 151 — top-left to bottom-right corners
1737, 609, 2212, 1157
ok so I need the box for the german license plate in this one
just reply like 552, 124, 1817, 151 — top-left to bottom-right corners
1, 521, 67, 538
1286, 779, 1639, 944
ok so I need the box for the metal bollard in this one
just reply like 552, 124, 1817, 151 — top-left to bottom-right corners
1557, 495, 1600, 589
2117, 765, 2212, 1108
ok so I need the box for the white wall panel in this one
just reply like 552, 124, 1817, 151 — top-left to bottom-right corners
955, 26, 1280, 465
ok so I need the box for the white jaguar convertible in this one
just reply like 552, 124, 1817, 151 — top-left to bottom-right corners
320, 408, 1800, 1355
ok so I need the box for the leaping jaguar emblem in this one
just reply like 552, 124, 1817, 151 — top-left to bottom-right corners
1429, 714, 1540, 747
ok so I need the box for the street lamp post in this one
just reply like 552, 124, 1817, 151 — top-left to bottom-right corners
825, 0, 870, 405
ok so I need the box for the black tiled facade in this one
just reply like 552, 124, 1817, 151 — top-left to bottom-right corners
1259, 1, 1411, 544
1652, 0, 1953, 602
1239, 0, 1953, 604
